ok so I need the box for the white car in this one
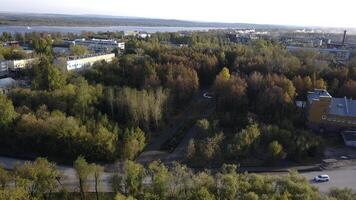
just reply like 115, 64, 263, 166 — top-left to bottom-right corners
314, 174, 330, 182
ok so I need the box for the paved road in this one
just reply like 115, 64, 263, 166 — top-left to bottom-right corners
301, 165, 356, 193
2, 155, 356, 193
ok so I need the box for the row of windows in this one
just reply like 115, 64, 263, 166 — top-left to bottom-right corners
322, 115, 356, 125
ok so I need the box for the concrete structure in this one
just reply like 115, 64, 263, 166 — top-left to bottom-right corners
287, 46, 351, 61
0, 77, 16, 94
74, 38, 124, 53
307, 89, 356, 132
63, 53, 115, 71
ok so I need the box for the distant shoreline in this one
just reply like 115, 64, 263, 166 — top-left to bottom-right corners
0, 25, 227, 34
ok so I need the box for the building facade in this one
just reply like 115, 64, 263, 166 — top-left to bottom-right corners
74, 38, 125, 53
64, 53, 115, 71
307, 89, 356, 132
0, 61, 9, 77
6, 58, 35, 71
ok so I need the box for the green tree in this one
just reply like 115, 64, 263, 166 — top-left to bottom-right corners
328, 187, 356, 200
268, 140, 284, 161
229, 124, 260, 158
123, 160, 145, 197
74, 156, 93, 200
122, 127, 146, 160
0, 94, 16, 129
32, 37, 53, 58
32, 57, 66, 91
70, 45, 89, 56
147, 161, 170, 199
0, 166, 11, 189
92, 164, 104, 200
15, 157, 60, 199
192, 187, 215, 200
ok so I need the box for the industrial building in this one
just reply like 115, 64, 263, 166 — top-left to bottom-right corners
287, 46, 351, 62
61, 53, 115, 71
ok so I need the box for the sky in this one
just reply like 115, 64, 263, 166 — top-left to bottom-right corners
1, 0, 356, 28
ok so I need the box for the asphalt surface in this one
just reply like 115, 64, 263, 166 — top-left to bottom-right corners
1, 156, 356, 193
301, 165, 356, 193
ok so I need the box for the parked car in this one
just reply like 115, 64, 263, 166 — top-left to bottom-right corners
314, 174, 330, 182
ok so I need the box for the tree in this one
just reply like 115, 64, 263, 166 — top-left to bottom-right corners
193, 187, 215, 200
0, 187, 30, 200
328, 187, 356, 200
147, 161, 170, 199
32, 57, 66, 91
229, 124, 260, 158
218, 67, 230, 81
32, 37, 53, 58
268, 140, 284, 161
70, 45, 89, 56
74, 156, 93, 200
122, 127, 146, 160
0, 166, 11, 189
92, 164, 104, 200
0, 94, 16, 129
123, 160, 145, 197
15, 157, 60, 199
115, 193, 137, 200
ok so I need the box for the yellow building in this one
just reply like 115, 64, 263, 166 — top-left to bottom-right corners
307, 89, 356, 132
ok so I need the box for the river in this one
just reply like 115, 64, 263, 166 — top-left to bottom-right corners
0, 25, 225, 34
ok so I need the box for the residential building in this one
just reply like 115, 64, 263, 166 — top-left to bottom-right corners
0, 77, 17, 94
60, 53, 115, 71
307, 89, 356, 132
74, 38, 125, 53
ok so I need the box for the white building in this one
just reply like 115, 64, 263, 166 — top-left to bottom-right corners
74, 38, 125, 52
64, 53, 115, 71
0, 58, 35, 72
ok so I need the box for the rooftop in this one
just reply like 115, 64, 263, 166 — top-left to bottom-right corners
307, 89, 356, 118
0, 77, 16, 88
307, 89, 332, 104
329, 97, 356, 117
